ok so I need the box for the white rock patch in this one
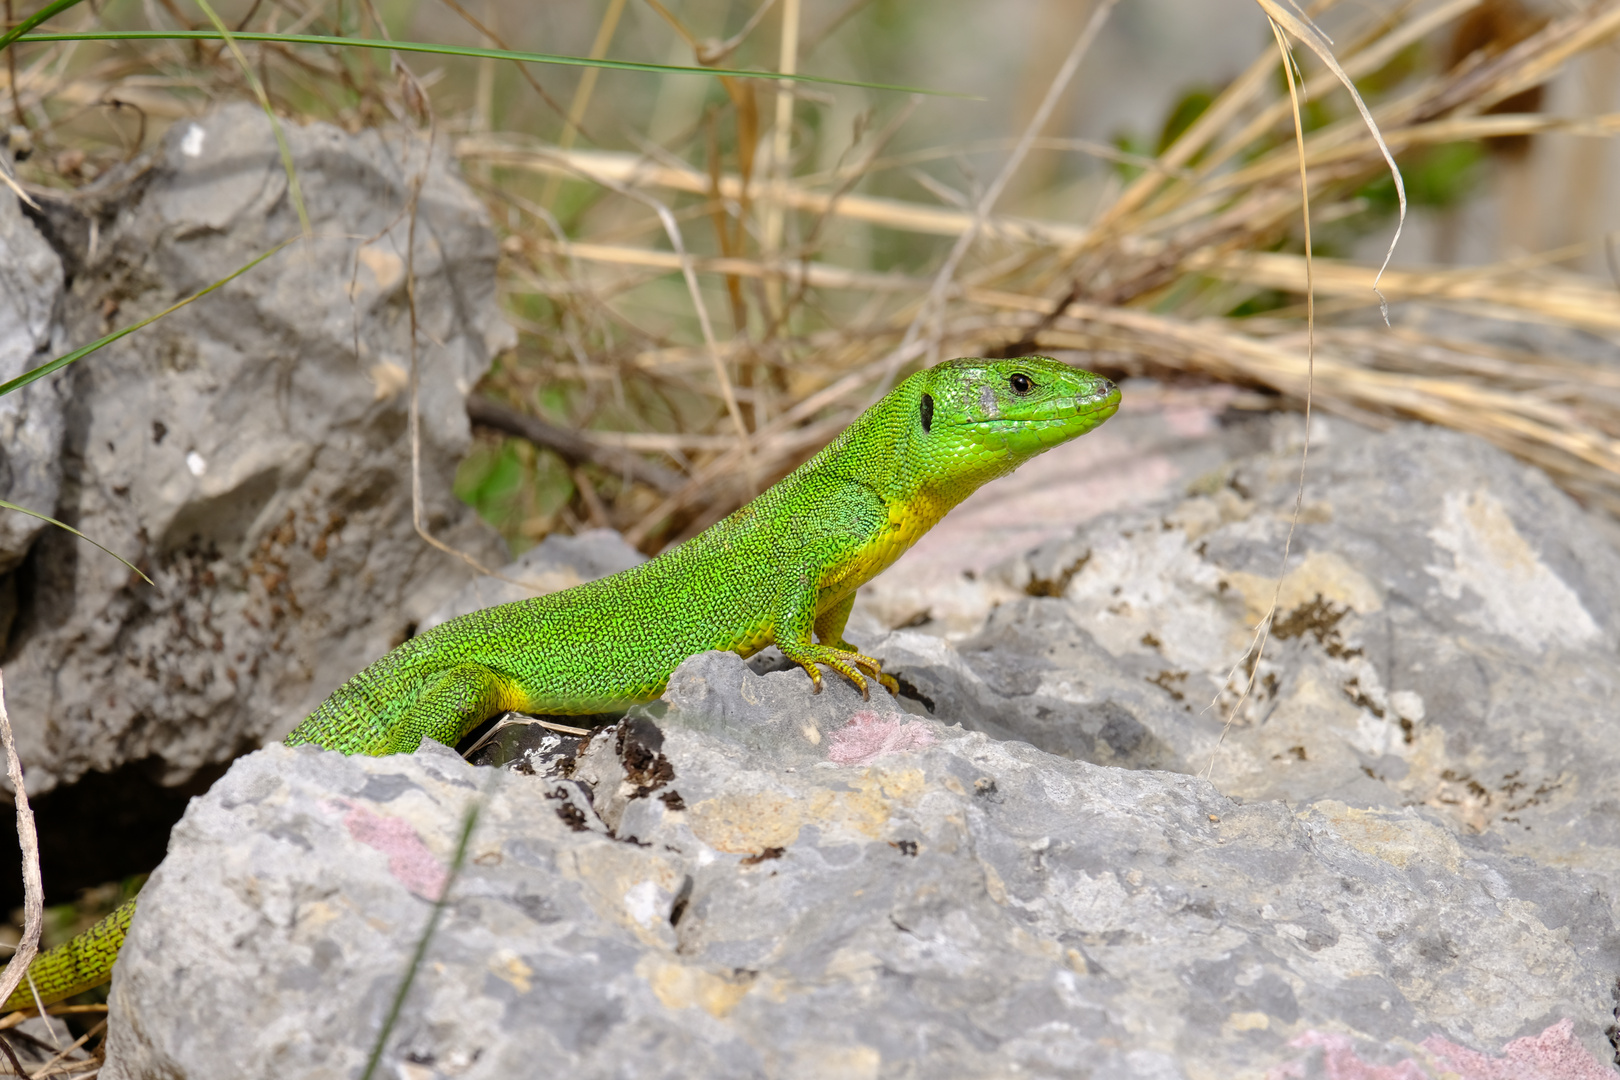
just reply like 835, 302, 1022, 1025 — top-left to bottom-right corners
1426, 489, 1599, 651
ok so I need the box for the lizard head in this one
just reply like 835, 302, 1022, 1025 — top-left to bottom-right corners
905, 355, 1120, 490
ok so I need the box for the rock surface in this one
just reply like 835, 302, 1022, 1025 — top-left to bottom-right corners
4, 105, 511, 792
103, 647, 1619, 1079
880, 417, 1620, 903
0, 162, 67, 584
852, 381, 1262, 637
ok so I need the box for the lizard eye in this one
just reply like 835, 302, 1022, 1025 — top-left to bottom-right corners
1008, 372, 1033, 394
919, 393, 934, 433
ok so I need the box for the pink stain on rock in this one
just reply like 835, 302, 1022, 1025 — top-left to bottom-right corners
1267, 1021, 1617, 1080
339, 800, 448, 901
828, 710, 938, 766
1422, 1020, 1618, 1080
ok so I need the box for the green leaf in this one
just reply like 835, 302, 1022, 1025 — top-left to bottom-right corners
0, 0, 84, 52
0, 499, 153, 585
14, 31, 969, 96
1156, 87, 1215, 156
1357, 142, 1483, 214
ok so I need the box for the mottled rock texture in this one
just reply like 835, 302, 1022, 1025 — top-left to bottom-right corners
4, 104, 511, 792
892, 418, 1620, 899
102, 648, 1618, 1079
0, 162, 67, 582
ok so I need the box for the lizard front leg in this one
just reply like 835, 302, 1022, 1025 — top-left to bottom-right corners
775, 581, 897, 699
382, 664, 527, 754
814, 590, 900, 695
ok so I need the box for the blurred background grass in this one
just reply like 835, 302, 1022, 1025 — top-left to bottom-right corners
15, 0, 1620, 555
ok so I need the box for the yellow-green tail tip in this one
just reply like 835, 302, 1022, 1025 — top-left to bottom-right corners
2, 899, 136, 1012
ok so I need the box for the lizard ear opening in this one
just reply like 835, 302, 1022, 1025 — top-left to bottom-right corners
920, 393, 933, 433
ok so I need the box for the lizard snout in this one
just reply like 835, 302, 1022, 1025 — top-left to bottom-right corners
1079, 378, 1118, 407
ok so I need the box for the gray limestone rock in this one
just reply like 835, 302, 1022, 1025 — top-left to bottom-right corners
0, 164, 67, 585
3, 104, 512, 792
102, 649, 1620, 1079
909, 419, 1620, 904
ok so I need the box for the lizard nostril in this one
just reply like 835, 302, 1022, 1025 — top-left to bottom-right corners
1080, 380, 1116, 406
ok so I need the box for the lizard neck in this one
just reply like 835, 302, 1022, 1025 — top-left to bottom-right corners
814, 398, 992, 598
833, 487, 957, 596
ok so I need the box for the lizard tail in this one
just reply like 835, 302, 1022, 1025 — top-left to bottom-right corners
2, 898, 135, 1012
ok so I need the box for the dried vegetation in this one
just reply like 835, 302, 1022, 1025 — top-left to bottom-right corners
5, 0, 1620, 541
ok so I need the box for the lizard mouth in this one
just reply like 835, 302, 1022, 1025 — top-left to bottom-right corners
961, 415, 1115, 435
964, 398, 1120, 427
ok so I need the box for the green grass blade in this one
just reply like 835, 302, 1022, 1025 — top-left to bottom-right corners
0, 0, 86, 52
190, 0, 314, 241
15, 31, 970, 96
0, 235, 298, 400
359, 796, 481, 1080
0, 499, 153, 584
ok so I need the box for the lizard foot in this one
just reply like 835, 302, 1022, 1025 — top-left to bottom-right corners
779, 644, 897, 700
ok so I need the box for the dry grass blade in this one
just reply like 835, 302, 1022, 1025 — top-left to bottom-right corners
1204, 14, 1320, 779
876, 0, 1119, 392
1192, 251, 1620, 333
0, 158, 38, 210
1186, 0, 1479, 194
525, 236, 926, 294
0, 1008, 107, 1033
1003, 297, 1620, 509
457, 139, 1091, 243
190, 0, 312, 242
16, 1017, 104, 1077
539, 0, 626, 207
761, 0, 799, 324
0, 672, 44, 1017
468, 397, 685, 494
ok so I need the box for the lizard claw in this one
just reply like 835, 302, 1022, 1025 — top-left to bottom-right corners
849, 654, 898, 697
782, 643, 892, 699
777, 641, 881, 702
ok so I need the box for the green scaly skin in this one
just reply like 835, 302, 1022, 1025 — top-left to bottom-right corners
3, 357, 1118, 1012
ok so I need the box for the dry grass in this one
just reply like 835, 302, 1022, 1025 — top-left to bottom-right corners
0, 672, 43, 1027
4, 0, 1620, 545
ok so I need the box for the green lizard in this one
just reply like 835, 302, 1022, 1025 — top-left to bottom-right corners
2, 355, 1118, 1011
